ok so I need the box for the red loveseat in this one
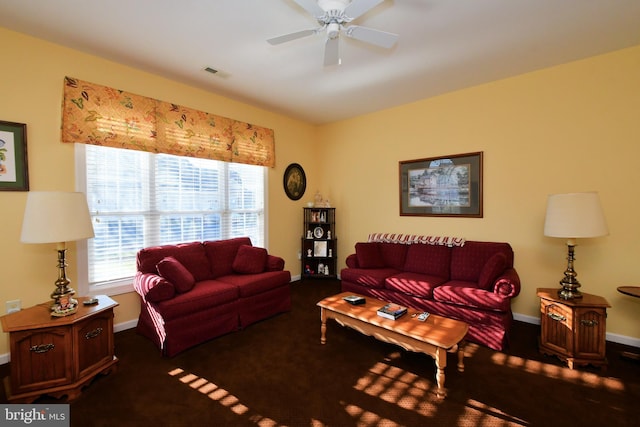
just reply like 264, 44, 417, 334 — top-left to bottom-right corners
133, 237, 291, 356
340, 235, 521, 351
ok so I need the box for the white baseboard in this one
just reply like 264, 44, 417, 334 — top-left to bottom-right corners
115, 318, 138, 333
1, 311, 638, 365
514, 313, 540, 325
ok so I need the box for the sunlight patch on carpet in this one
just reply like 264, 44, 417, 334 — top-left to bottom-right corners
490, 353, 626, 391
464, 399, 529, 426
167, 366, 289, 426
352, 359, 439, 418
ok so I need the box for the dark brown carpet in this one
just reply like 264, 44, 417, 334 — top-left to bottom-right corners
2, 279, 639, 426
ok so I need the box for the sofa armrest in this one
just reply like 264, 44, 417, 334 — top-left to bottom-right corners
345, 253, 359, 268
266, 254, 285, 271
492, 268, 521, 298
133, 271, 176, 302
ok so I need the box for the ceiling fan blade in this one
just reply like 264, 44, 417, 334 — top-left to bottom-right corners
324, 37, 340, 66
344, 0, 384, 20
345, 25, 398, 48
293, 0, 325, 18
267, 29, 317, 45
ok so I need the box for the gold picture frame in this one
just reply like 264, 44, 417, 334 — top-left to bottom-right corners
399, 151, 483, 217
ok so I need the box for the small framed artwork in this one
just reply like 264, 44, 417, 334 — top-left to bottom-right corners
399, 151, 483, 217
0, 121, 29, 191
313, 241, 327, 257
283, 163, 306, 200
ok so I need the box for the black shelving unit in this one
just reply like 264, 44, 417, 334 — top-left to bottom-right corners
301, 207, 337, 279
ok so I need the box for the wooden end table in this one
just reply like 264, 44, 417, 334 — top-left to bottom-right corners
317, 292, 468, 399
537, 288, 610, 369
0, 295, 119, 403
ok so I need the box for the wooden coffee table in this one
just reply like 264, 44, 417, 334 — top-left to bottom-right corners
317, 292, 468, 398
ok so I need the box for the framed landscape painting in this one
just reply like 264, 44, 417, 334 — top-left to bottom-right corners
0, 121, 29, 191
399, 151, 483, 217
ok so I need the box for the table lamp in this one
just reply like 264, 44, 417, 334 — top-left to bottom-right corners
543, 191, 608, 300
20, 191, 95, 316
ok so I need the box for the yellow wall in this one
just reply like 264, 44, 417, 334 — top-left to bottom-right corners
0, 28, 317, 356
320, 45, 640, 341
1, 26, 639, 358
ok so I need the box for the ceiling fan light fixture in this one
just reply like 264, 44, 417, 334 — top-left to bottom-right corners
269, 0, 398, 66
327, 22, 340, 39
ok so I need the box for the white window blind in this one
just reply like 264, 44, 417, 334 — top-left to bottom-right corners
77, 144, 265, 293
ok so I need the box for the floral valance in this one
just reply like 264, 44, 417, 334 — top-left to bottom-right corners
61, 77, 275, 167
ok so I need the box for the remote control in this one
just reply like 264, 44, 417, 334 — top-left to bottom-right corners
417, 312, 429, 321
343, 295, 366, 305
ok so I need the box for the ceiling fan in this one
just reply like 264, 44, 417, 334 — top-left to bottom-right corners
267, 0, 398, 66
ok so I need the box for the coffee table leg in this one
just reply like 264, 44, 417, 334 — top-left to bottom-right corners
457, 341, 465, 372
434, 347, 446, 399
320, 307, 327, 344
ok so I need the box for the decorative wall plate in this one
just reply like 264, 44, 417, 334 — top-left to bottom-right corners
313, 226, 324, 239
283, 163, 306, 200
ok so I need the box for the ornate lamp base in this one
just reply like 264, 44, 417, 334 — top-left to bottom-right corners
558, 286, 582, 300
50, 247, 79, 317
557, 243, 583, 300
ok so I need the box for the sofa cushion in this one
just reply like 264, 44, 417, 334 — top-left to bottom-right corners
478, 253, 508, 290
432, 280, 511, 312
403, 244, 451, 278
157, 256, 196, 293
137, 241, 211, 281
378, 242, 408, 270
134, 272, 176, 302
384, 272, 448, 299
340, 267, 399, 289
355, 242, 385, 268
204, 237, 253, 278
217, 270, 292, 297
232, 245, 268, 274
157, 280, 239, 321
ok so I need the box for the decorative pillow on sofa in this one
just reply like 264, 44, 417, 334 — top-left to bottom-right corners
478, 253, 507, 290
232, 245, 268, 274
355, 242, 386, 268
156, 256, 196, 293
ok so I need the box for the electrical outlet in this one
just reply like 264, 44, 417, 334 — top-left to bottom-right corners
6, 299, 21, 314
297, 251, 302, 260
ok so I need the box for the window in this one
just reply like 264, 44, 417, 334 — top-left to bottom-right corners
75, 144, 266, 296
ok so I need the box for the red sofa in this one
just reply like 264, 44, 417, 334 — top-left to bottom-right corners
340, 235, 520, 351
133, 237, 291, 356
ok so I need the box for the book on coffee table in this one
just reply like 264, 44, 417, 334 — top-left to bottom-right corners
377, 303, 408, 320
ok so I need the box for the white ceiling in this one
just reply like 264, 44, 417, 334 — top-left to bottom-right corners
1, 0, 639, 124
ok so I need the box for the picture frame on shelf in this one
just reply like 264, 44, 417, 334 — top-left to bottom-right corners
0, 121, 29, 191
313, 241, 327, 257
399, 151, 483, 217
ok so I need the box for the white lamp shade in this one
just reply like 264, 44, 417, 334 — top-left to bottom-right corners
544, 192, 609, 238
21, 191, 95, 244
